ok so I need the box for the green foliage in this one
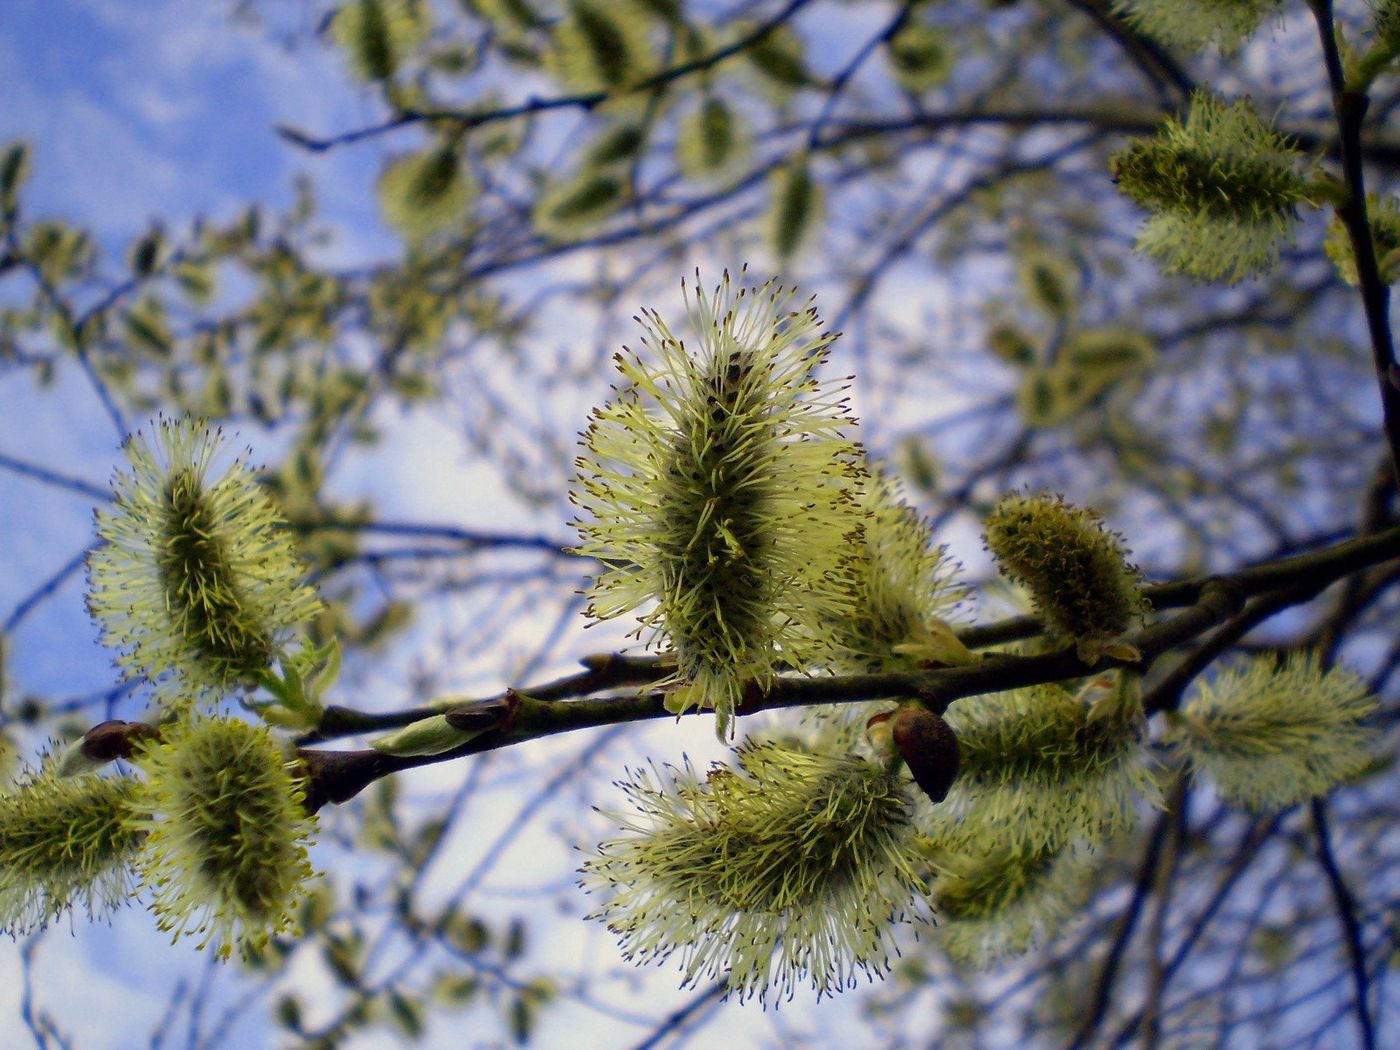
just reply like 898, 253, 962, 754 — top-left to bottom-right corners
332, 0, 429, 82
582, 121, 647, 168
885, 22, 953, 93
677, 96, 748, 180
532, 170, 624, 239
1060, 327, 1156, 380
24, 219, 94, 285
742, 22, 811, 91
547, 0, 656, 92
0, 140, 29, 216
377, 144, 473, 240
123, 296, 173, 358
988, 323, 1039, 367
1016, 326, 1155, 427
1167, 653, 1376, 810
768, 154, 822, 260
1111, 92, 1314, 282
127, 227, 164, 276
463, 0, 540, 31
1017, 247, 1077, 319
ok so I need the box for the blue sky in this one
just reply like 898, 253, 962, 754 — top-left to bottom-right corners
0, 0, 394, 253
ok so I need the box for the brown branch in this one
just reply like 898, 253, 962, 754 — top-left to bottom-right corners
288, 524, 1400, 808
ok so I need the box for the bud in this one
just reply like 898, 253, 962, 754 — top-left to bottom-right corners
57, 720, 157, 776
893, 705, 960, 804
128, 716, 316, 959
983, 492, 1148, 662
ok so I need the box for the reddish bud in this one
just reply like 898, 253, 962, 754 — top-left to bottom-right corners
893, 706, 960, 804
79, 720, 157, 764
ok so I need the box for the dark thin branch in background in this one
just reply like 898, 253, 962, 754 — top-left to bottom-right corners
287, 516, 575, 556
2, 547, 90, 634
1061, 0, 1195, 102
1068, 807, 1174, 1050
1138, 779, 1190, 1050
1107, 816, 1284, 1048
1310, 797, 1377, 1050
629, 982, 729, 1050
0, 452, 110, 502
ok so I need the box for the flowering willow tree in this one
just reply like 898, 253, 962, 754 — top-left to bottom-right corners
2, 0, 1400, 1047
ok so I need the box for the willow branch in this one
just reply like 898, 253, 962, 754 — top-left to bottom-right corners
284, 523, 1400, 808
277, 0, 815, 153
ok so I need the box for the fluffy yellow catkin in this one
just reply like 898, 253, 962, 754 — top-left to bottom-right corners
87, 417, 321, 701
0, 760, 144, 935
1169, 653, 1376, 810
128, 716, 316, 959
983, 492, 1148, 662
582, 740, 923, 1002
1110, 91, 1313, 282
572, 270, 863, 733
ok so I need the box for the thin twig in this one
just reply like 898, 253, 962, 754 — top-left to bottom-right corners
1310, 797, 1376, 1050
